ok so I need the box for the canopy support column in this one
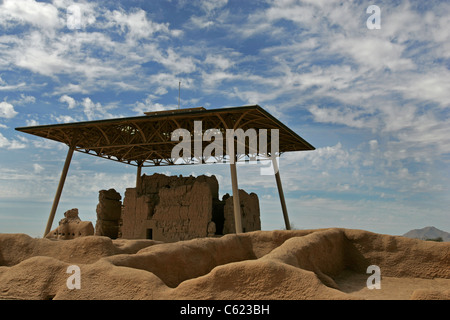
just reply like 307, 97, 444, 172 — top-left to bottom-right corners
136, 162, 142, 192
230, 159, 243, 234
272, 157, 291, 230
44, 146, 75, 237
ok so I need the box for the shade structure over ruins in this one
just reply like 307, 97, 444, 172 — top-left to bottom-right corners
16, 105, 314, 166
15, 105, 315, 237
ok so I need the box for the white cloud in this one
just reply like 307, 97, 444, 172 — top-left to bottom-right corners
205, 54, 234, 70
152, 48, 197, 75
105, 8, 174, 40
81, 97, 115, 121
11, 93, 36, 105
0, 0, 61, 30
25, 119, 39, 126
11, 31, 72, 77
396, 72, 450, 107
33, 163, 44, 174
0, 133, 9, 148
202, 70, 237, 88
59, 94, 77, 109
133, 94, 173, 115
199, 0, 228, 13
0, 132, 26, 149
369, 140, 378, 151
0, 81, 26, 91
0, 102, 18, 119
308, 105, 379, 131
330, 36, 415, 72
0, 4, 185, 94
51, 114, 76, 124
185, 0, 229, 29
189, 16, 215, 29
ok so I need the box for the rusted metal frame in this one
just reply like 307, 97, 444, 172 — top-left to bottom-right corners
152, 150, 167, 162
232, 111, 251, 130
148, 119, 169, 143
130, 121, 147, 142
43, 146, 75, 237
135, 149, 155, 163
238, 116, 269, 131
94, 125, 111, 145
76, 148, 137, 165
109, 122, 140, 146
171, 118, 181, 129
76, 139, 175, 151
43, 130, 81, 238
145, 121, 165, 143
272, 157, 291, 230
44, 128, 52, 139
109, 127, 127, 146
117, 146, 136, 162
215, 114, 230, 130
77, 127, 108, 150
115, 123, 142, 147
53, 128, 72, 145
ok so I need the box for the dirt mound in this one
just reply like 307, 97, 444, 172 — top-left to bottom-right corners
0, 228, 448, 300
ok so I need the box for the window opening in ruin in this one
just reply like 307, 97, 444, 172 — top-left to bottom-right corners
146, 228, 153, 240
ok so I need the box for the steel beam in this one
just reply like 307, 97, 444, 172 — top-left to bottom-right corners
272, 157, 291, 230
44, 146, 75, 237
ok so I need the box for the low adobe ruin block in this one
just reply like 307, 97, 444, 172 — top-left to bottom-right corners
46, 208, 94, 240
95, 189, 122, 239
223, 190, 261, 234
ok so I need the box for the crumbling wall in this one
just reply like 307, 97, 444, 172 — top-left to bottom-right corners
121, 174, 220, 241
223, 190, 261, 234
120, 173, 260, 242
120, 188, 153, 239
151, 181, 215, 242
95, 189, 122, 239
46, 208, 94, 240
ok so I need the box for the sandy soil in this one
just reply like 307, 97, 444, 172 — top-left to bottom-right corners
0, 228, 449, 300
334, 270, 450, 300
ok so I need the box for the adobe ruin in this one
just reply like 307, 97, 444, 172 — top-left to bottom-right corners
95, 189, 122, 239
96, 173, 260, 242
46, 208, 94, 240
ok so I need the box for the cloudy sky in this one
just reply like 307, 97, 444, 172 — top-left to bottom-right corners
0, 0, 449, 238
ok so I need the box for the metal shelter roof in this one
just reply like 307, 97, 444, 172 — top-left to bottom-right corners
16, 105, 315, 167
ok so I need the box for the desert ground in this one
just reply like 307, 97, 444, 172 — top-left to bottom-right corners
0, 228, 449, 300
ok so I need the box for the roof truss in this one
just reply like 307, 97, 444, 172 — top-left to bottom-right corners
16, 105, 315, 167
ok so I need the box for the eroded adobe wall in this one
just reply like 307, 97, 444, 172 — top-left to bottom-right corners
120, 188, 153, 239
120, 174, 219, 241
120, 173, 261, 241
151, 181, 214, 242
46, 208, 94, 240
95, 189, 122, 239
223, 190, 261, 234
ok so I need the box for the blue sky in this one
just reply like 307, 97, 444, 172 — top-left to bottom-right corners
0, 0, 449, 237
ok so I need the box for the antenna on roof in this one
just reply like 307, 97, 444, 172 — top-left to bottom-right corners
178, 81, 181, 109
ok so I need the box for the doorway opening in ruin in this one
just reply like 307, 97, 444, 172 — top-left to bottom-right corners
146, 228, 153, 240
212, 200, 225, 236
